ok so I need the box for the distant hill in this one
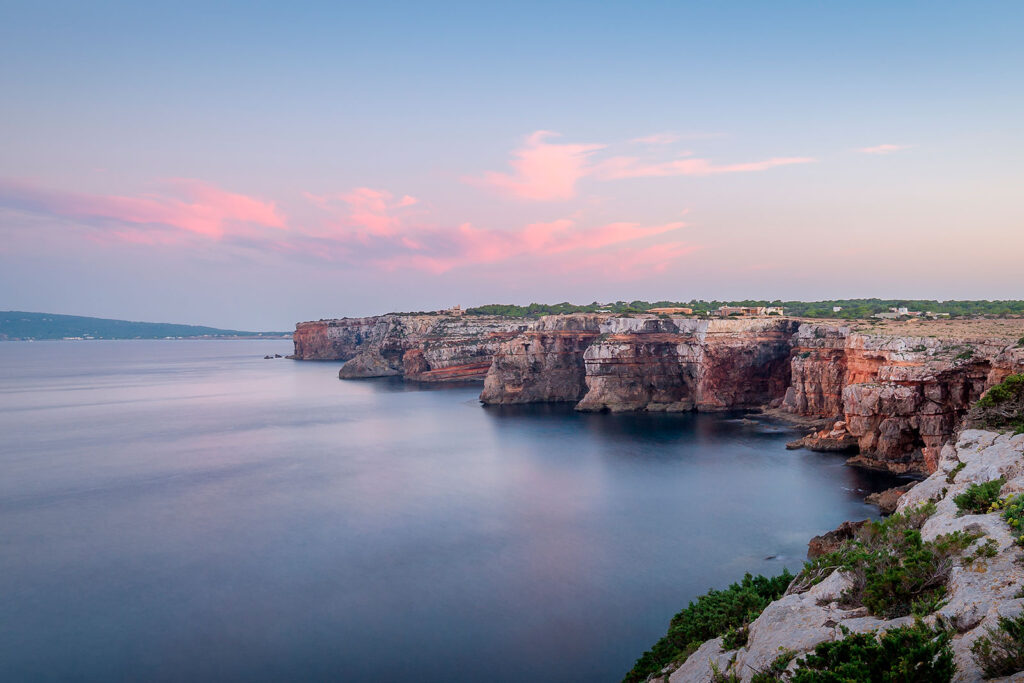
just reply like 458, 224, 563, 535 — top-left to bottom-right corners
0, 311, 291, 340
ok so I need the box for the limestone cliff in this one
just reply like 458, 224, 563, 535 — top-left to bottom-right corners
574, 317, 799, 412
292, 314, 528, 382
292, 317, 391, 361
479, 314, 606, 403
783, 324, 1024, 473
661, 429, 1024, 683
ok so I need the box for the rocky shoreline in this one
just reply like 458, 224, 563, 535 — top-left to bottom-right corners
655, 428, 1024, 682
293, 313, 1024, 475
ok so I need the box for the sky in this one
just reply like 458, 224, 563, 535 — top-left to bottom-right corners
1, 1, 1022, 330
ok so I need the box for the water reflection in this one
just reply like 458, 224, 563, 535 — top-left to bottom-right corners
1, 341, 908, 683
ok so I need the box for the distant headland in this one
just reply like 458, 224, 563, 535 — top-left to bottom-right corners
0, 311, 291, 341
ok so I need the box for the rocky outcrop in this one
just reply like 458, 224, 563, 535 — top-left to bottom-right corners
487, 316, 800, 413
807, 519, 867, 558
480, 314, 605, 404
292, 317, 392, 360
666, 430, 1024, 682
864, 482, 915, 515
292, 314, 529, 382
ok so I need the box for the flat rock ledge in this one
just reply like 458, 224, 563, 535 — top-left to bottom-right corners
661, 429, 1024, 683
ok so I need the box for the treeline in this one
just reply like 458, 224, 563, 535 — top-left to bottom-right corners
466, 299, 1024, 319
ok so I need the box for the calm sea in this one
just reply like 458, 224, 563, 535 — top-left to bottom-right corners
0, 340, 903, 682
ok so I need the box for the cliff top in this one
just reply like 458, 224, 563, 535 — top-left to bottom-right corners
845, 317, 1024, 342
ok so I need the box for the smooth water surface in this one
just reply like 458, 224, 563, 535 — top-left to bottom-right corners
0, 341, 904, 682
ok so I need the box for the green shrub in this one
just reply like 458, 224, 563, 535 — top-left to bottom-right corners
1017, 336, 1024, 348
998, 494, 1024, 541
969, 374, 1024, 435
622, 571, 793, 682
955, 348, 975, 360
751, 650, 798, 682
964, 538, 1000, 566
971, 613, 1024, 678
946, 461, 965, 484
978, 374, 1024, 408
954, 479, 1006, 515
789, 622, 954, 682
792, 504, 978, 619
722, 625, 749, 650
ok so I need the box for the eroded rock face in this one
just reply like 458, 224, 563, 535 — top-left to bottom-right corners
336, 315, 528, 382
292, 317, 392, 360
784, 326, 1024, 474
575, 317, 800, 412
480, 314, 605, 404
293, 314, 528, 381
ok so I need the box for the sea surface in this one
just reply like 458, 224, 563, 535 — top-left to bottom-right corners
0, 340, 906, 682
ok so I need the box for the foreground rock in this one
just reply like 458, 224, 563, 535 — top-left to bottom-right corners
662, 429, 1024, 682
864, 482, 915, 514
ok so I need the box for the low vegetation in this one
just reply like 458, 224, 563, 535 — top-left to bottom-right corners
788, 623, 954, 682
622, 571, 792, 682
971, 614, 1024, 678
717, 622, 954, 682
465, 299, 1024, 320
967, 374, 1024, 435
954, 479, 1006, 515
792, 504, 979, 618
994, 494, 1024, 542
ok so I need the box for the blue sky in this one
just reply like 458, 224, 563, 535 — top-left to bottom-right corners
1, 1, 1022, 328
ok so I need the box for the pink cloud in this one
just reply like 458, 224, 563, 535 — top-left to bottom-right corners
0, 178, 286, 240
858, 144, 911, 155
2, 174, 699, 278
464, 131, 605, 201
468, 130, 815, 200
631, 132, 681, 145
303, 187, 419, 239
594, 155, 815, 179
366, 216, 690, 274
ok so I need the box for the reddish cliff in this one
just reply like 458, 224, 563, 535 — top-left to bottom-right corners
574, 318, 799, 412
292, 314, 528, 382
482, 316, 1024, 473
297, 310, 1024, 473
782, 324, 1024, 473
292, 317, 390, 360
480, 314, 605, 404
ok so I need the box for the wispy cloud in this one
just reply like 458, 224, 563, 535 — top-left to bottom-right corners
631, 132, 681, 145
0, 178, 286, 241
303, 187, 419, 239
468, 130, 815, 200
593, 155, 815, 179
303, 189, 694, 274
463, 131, 604, 201
858, 144, 911, 155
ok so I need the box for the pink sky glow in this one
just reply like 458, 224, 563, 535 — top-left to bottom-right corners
0, 129, 816, 277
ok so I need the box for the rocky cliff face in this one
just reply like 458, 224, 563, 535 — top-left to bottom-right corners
292, 314, 528, 382
297, 311, 1023, 473
782, 324, 1024, 473
481, 317, 1023, 473
479, 314, 606, 404
292, 317, 392, 361
574, 317, 799, 412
